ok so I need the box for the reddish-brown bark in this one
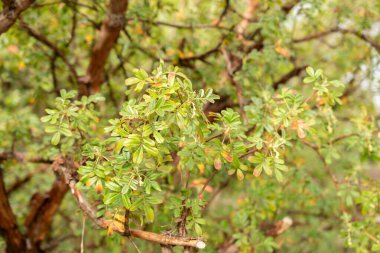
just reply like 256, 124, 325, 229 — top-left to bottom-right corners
79, 0, 128, 96
55, 163, 206, 249
24, 173, 68, 251
0, 171, 26, 253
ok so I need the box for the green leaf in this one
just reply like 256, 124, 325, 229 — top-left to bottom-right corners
51, 132, 61, 145
147, 195, 163, 205
125, 77, 140, 86
104, 193, 120, 205
124, 134, 142, 148
144, 206, 154, 222
45, 125, 58, 133
122, 194, 131, 209
135, 69, 149, 80
314, 69, 322, 78
143, 143, 159, 157
262, 160, 272, 176
236, 169, 244, 181
151, 181, 162, 192
59, 127, 73, 137
194, 223, 202, 235
306, 66, 314, 77
274, 170, 284, 182
142, 125, 153, 137
105, 181, 121, 192
130, 198, 144, 211
303, 76, 315, 83
372, 244, 380, 251
153, 131, 165, 143
133, 146, 144, 164
41, 115, 52, 123
196, 218, 206, 225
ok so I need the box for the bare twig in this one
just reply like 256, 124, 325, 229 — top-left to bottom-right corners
198, 170, 217, 198
6, 165, 49, 194
221, 48, 247, 123
293, 27, 380, 54
331, 133, 359, 144
214, 0, 230, 26
19, 21, 78, 82
300, 140, 340, 189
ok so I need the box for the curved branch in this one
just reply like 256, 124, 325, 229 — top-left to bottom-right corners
79, 0, 128, 96
0, 170, 26, 252
24, 172, 68, 250
55, 163, 206, 249
0, 0, 34, 35
19, 21, 78, 82
273, 65, 307, 90
300, 140, 340, 189
293, 27, 380, 54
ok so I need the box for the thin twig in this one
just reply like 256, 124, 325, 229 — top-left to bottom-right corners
127, 236, 141, 253
198, 170, 217, 198
55, 163, 206, 249
80, 216, 85, 253
300, 140, 340, 189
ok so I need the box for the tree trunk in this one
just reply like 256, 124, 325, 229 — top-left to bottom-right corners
79, 0, 128, 96
0, 170, 26, 253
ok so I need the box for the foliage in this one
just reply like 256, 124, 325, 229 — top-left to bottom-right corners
1, 0, 380, 252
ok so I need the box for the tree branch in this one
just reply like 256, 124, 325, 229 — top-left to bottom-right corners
273, 65, 307, 90
214, 0, 230, 26
293, 27, 380, 54
0, 151, 52, 164
19, 21, 78, 82
0, 0, 34, 35
300, 140, 340, 189
6, 165, 49, 195
78, 0, 128, 96
235, 0, 259, 40
221, 48, 247, 123
24, 170, 69, 250
55, 162, 206, 249
0, 168, 26, 252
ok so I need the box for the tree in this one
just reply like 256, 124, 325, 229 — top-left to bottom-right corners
0, 0, 379, 252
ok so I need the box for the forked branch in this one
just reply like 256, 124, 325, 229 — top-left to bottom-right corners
55, 162, 206, 249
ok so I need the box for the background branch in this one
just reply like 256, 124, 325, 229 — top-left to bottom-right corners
0, 0, 34, 35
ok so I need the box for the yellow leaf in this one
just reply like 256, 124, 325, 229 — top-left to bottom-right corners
275, 40, 290, 58
107, 225, 114, 236
18, 62, 25, 71
85, 34, 93, 44
198, 163, 205, 174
